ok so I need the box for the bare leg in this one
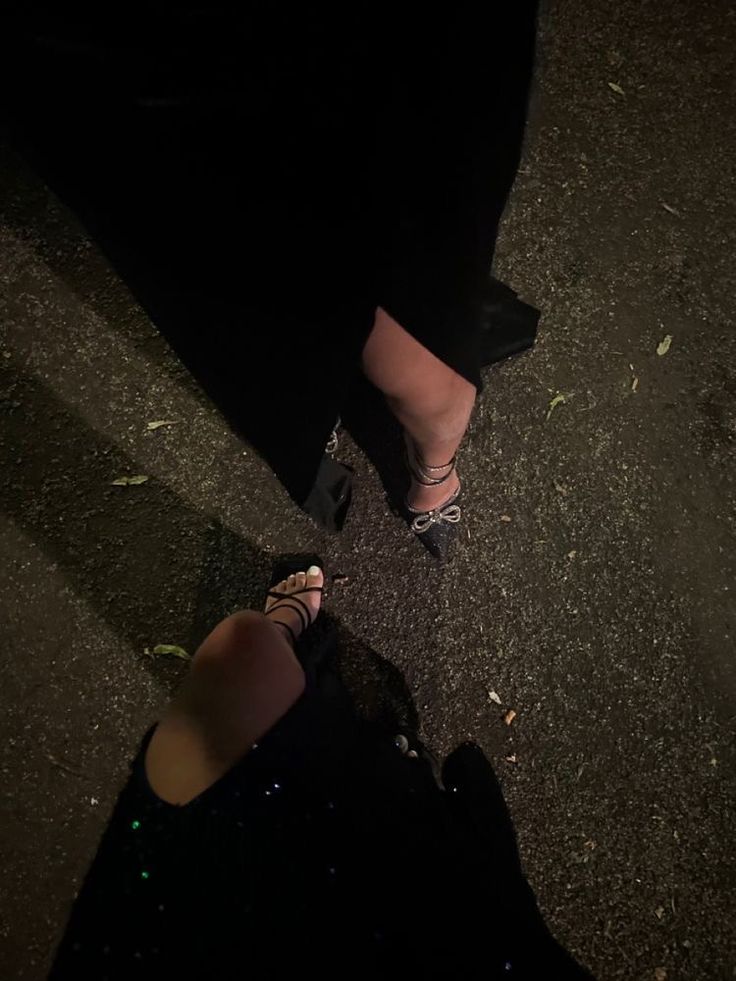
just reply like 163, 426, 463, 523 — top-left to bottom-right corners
361, 307, 476, 512
145, 568, 323, 805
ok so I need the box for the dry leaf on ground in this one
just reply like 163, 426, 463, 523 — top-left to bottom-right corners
657, 335, 673, 356
151, 644, 191, 660
546, 392, 567, 422
111, 475, 149, 486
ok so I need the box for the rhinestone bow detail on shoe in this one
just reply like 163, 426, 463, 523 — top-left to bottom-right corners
409, 490, 462, 534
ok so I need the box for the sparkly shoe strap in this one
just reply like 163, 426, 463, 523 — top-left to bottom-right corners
406, 441, 457, 487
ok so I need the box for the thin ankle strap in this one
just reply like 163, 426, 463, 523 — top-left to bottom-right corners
269, 618, 297, 647
406, 443, 457, 487
419, 456, 456, 472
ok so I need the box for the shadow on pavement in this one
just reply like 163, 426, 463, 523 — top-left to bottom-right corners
0, 362, 273, 687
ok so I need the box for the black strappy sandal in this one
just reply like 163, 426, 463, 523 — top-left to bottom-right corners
265, 574, 324, 647
404, 440, 462, 562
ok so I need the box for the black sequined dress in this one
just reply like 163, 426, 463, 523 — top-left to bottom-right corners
50, 677, 592, 979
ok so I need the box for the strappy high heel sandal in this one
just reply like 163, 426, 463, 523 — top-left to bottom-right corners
404, 441, 462, 562
265, 576, 324, 647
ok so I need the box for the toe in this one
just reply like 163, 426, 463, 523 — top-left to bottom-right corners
294, 571, 307, 591
306, 565, 324, 618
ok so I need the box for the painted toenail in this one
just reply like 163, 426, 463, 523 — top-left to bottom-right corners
307, 565, 321, 576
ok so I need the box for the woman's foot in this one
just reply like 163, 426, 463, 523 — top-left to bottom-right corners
403, 439, 463, 561
264, 566, 324, 646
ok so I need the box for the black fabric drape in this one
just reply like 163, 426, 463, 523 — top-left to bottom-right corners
1, 5, 540, 527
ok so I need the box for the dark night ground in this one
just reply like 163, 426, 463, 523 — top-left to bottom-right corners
1, 2, 735, 978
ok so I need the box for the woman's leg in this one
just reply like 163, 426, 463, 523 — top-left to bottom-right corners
361, 307, 476, 512
145, 568, 323, 805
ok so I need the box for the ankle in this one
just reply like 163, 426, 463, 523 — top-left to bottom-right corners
406, 471, 461, 514
407, 439, 457, 485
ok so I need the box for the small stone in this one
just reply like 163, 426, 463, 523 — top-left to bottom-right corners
503, 709, 517, 726
500, 514, 512, 523
505, 754, 517, 764
488, 690, 502, 706
654, 906, 665, 921
654, 968, 667, 981
332, 573, 349, 584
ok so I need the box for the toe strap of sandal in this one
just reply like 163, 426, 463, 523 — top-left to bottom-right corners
265, 586, 324, 630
